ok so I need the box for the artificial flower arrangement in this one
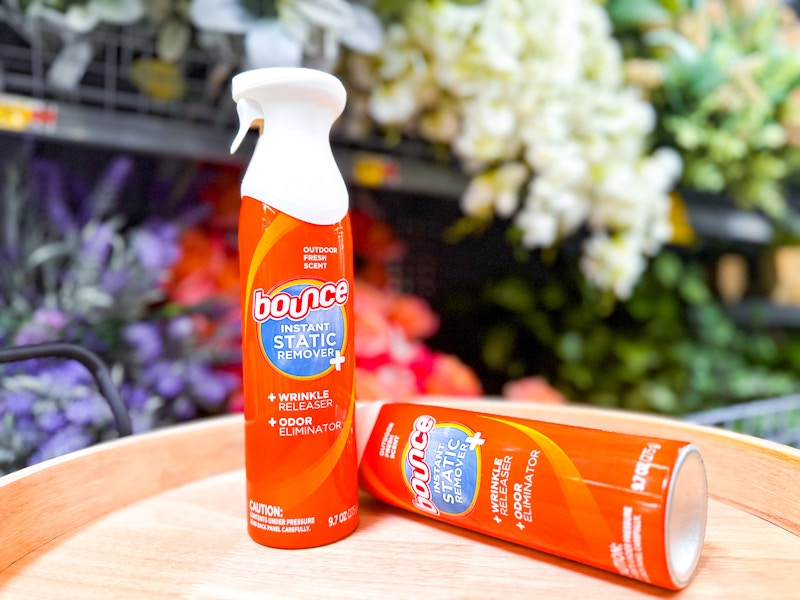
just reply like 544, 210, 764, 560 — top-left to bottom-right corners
608, 0, 800, 222
0, 157, 240, 475
5, 0, 800, 293
2, 0, 680, 298
348, 0, 683, 300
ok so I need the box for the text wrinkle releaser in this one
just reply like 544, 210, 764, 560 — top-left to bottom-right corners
231, 68, 358, 548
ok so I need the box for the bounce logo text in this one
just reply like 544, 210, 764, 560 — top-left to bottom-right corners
403, 418, 482, 517
406, 415, 439, 516
252, 278, 349, 322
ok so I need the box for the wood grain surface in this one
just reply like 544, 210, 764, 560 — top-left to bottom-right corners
1, 398, 799, 599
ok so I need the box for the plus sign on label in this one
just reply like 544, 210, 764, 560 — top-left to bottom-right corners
268, 418, 276, 427
465, 431, 485, 451
329, 351, 346, 371
268, 393, 276, 402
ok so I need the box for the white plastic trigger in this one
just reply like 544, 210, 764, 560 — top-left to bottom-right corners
230, 97, 263, 154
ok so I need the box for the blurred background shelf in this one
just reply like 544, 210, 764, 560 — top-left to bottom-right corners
0, 17, 786, 239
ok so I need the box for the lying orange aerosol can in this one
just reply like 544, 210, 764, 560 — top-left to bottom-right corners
357, 402, 708, 590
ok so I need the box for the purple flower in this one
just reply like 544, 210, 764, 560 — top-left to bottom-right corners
2, 390, 36, 416
122, 384, 150, 409
167, 316, 194, 340
143, 361, 183, 398
187, 364, 237, 406
41, 360, 93, 389
129, 411, 155, 435
14, 323, 56, 346
124, 322, 163, 362
28, 425, 92, 465
171, 396, 197, 420
13, 416, 42, 449
79, 329, 110, 354
29, 159, 79, 233
32, 307, 68, 330
95, 157, 134, 209
100, 270, 130, 295
65, 394, 109, 426
133, 221, 180, 271
80, 222, 115, 266
37, 410, 67, 433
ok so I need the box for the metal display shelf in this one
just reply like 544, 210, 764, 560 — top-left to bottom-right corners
684, 201, 773, 245
0, 16, 469, 198
685, 394, 800, 448
0, 91, 470, 199
725, 299, 800, 329
0, 16, 236, 150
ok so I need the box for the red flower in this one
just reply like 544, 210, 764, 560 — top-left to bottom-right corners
502, 377, 567, 404
422, 354, 483, 398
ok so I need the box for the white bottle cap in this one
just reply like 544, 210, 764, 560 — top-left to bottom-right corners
231, 68, 348, 225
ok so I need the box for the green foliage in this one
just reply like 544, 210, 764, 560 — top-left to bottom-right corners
607, 0, 800, 221
471, 251, 800, 415
607, 0, 672, 31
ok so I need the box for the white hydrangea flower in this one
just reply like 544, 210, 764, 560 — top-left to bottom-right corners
581, 232, 648, 300
364, 0, 683, 297
515, 207, 559, 249
368, 78, 419, 124
419, 103, 461, 143
461, 163, 529, 219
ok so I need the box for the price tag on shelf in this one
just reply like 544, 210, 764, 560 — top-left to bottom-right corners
0, 94, 58, 133
352, 153, 401, 188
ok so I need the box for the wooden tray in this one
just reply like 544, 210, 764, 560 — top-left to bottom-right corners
2, 398, 799, 598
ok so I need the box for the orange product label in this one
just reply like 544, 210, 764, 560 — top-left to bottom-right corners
359, 403, 696, 589
239, 195, 358, 548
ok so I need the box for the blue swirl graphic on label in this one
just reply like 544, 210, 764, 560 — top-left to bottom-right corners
258, 281, 346, 379
403, 423, 481, 516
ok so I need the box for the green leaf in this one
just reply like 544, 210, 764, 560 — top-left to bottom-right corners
557, 331, 584, 363
644, 28, 701, 63
678, 274, 711, 305
484, 277, 535, 314
645, 382, 680, 413
540, 281, 567, 311
442, 216, 491, 245
560, 362, 594, 392
482, 324, 517, 373
521, 311, 555, 345
653, 252, 683, 289
613, 339, 660, 379
608, 0, 671, 30
587, 391, 620, 408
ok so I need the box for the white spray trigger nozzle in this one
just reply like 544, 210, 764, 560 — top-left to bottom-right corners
230, 97, 263, 154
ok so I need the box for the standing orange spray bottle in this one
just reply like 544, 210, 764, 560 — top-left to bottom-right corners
230, 68, 358, 548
